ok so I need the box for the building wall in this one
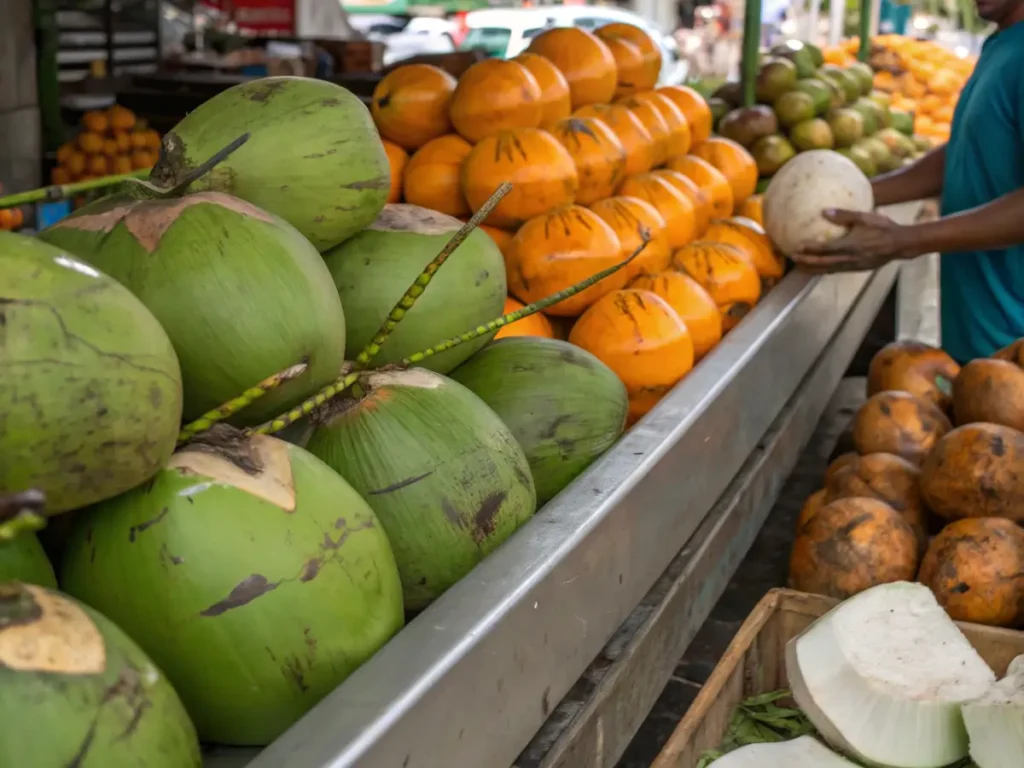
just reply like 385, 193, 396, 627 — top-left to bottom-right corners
0, 0, 42, 192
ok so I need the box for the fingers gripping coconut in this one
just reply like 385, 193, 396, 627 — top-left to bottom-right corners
762, 150, 875, 266
0, 582, 201, 766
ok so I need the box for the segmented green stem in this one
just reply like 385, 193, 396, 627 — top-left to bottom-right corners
351, 181, 513, 371
0, 170, 148, 208
0, 490, 47, 543
245, 371, 361, 436
177, 361, 309, 444
403, 237, 650, 366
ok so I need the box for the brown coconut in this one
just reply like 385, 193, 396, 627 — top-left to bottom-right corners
918, 517, 1024, 627
852, 390, 952, 465
920, 422, 1024, 522
787, 497, 919, 600
867, 340, 960, 412
952, 358, 1024, 432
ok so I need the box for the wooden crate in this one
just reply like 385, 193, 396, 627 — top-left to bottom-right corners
652, 588, 1024, 768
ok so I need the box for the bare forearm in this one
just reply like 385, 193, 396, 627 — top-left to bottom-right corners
903, 186, 1024, 256
872, 146, 947, 207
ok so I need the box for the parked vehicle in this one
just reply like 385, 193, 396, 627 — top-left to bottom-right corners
350, 13, 458, 66
461, 6, 687, 85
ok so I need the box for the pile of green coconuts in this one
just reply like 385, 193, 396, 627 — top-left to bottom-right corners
0, 77, 631, 763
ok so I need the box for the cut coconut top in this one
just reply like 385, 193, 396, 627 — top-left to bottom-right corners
966, 655, 1024, 708
820, 581, 995, 702
708, 736, 858, 767
0, 584, 106, 675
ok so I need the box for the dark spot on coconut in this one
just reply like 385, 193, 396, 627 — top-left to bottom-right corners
304, 627, 318, 658
304, 153, 325, 159
281, 185, 290, 192
322, 98, 341, 107
418, 576, 427, 586
64, 710, 99, 766
473, 492, 506, 542
200, 574, 280, 617
541, 686, 551, 716
369, 471, 433, 495
283, 655, 309, 692
556, 438, 577, 458
441, 498, 462, 527
246, 80, 288, 103
541, 414, 572, 440
160, 543, 184, 566
314, 215, 326, 223
343, 177, 390, 191
992, 434, 1006, 457
475, 269, 490, 287
950, 582, 971, 594
879, 400, 892, 417
0, 311, 5, 326
300, 558, 322, 582
837, 513, 873, 539
980, 482, 1000, 500
128, 506, 169, 543
402, 756, 410, 768
512, 461, 532, 490
265, 646, 278, 662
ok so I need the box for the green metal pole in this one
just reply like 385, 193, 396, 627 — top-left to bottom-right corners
858, 0, 872, 62
742, 0, 763, 107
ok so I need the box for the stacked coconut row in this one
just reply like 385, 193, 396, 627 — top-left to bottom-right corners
788, 339, 1024, 629
372, 24, 784, 423
0, 70, 681, 763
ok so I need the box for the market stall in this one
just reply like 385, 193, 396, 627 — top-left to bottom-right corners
3, 3, 999, 768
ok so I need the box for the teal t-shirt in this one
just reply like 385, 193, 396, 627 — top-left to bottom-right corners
939, 21, 1024, 363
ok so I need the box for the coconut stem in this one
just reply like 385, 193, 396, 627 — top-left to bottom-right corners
155, 132, 251, 198
0, 171, 149, 208
403, 236, 650, 366
176, 361, 309, 444
350, 181, 513, 372
245, 371, 361, 436
0, 490, 47, 543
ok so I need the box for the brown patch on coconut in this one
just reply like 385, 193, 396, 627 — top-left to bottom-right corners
50, 202, 134, 234
369, 203, 463, 235
122, 192, 275, 252
170, 427, 296, 511
0, 583, 106, 674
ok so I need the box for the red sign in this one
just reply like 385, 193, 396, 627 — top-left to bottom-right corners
202, 0, 295, 35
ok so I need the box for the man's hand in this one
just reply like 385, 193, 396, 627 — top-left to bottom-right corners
790, 209, 922, 274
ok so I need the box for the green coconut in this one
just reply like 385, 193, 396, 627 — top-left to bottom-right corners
449, 337, 627, 505
305, 368, 536, 610
148, 76, 389, 251
39, 192, 346, 425
0, 232, 182, 514
59, 428, 403, 745
0, 582, 201, 766
323, 204, 505, 373
0, 534, 56, 587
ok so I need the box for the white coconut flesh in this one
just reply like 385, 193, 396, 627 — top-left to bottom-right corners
709, 735, 857, 767
962, 655, 1024, 768
786, 581, 995, 768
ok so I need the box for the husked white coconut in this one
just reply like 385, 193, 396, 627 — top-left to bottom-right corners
963, 655, 1024, 768
786, 581, 995, 768
763, 149, 874, 256
709, 735, 858, 767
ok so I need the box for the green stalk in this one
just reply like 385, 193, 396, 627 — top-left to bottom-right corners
0, 132, 251, 210
246, 370, 361, 437
741, 0, 762, 107
0, 490, 47, 543
351, 181, 513, 371
177, 361, 309, 444
0, 171, 148, 209
247, 235, 649, 438
858, 0, 872, 62
402, 238, 649, 366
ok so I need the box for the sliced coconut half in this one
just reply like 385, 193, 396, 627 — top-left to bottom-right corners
963, 654, 1024, 768
709, 735, 858, 767
786, 581, 995, 768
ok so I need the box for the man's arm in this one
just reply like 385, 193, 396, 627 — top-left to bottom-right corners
871, 145, 947, 207
790, 184, 1024, 273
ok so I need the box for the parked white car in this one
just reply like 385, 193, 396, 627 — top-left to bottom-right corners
350, 14, 457, 67
460, 6, 687, 86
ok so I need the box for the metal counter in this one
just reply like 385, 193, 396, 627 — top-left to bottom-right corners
205, 203, 917, 768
